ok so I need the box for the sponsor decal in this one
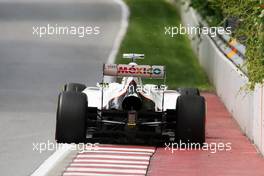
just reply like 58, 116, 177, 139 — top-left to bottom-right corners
104, 64, 165, 79
117, 65, 161, 76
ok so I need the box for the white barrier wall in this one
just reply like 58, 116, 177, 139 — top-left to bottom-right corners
177, 1, 264, 155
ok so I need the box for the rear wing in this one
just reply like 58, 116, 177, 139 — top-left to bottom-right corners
103, 64, 165, 79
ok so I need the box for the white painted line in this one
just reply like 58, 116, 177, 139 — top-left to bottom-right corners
70, 163, 148, 169
79, 150, 153, 155
31, 144, 75, 176
76, 154, 150, 160
94, 147, 155, 153
63, 172, 145, 176
65, 167, 147, 174
73, 159, 149, 165
107, 0, 129, 64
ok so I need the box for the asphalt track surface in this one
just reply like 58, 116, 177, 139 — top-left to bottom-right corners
0, 0, 123, 175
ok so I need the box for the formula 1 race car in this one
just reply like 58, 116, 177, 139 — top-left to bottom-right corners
55, 54, 206, 145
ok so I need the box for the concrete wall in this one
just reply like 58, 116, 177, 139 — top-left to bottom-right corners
176, 1, 264, 155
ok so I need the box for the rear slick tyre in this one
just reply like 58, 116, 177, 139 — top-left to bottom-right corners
177, 88, 200, 96
56, 91, 87, 143
176, 95, 205, 144
64, 83, 86, 92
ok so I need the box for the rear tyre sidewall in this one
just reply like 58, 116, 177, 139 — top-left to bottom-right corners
56, 91, 87, 143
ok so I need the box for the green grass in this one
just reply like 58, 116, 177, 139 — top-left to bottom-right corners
116, 0, 213, 91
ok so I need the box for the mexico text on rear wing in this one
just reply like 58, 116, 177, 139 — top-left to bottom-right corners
103, 64, 166, 79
